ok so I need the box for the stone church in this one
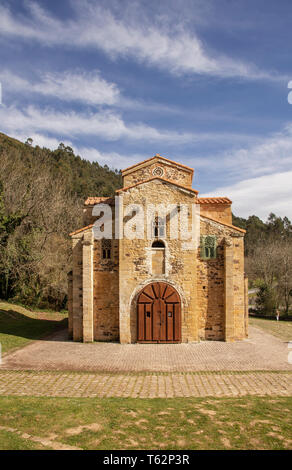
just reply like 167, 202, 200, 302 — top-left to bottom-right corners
68, 154, 248, 344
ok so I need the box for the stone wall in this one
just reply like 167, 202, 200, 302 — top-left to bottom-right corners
197, 216, 246, 341
199, 203, 232, 225
118, 179, 198, 344
71, 236, 83, 341
197, 219, 225, 340
232, 236, 246, 340
93, 235, 119, 341
67, 271, 73, 339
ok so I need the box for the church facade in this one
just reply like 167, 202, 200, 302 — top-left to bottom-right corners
68, 155, 248, 344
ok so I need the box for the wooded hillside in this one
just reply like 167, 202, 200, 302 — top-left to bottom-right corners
0, 133, 121, 309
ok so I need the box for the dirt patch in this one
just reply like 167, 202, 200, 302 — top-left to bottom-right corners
124, 410, 139, 417
65, 423, 102, 436
186, 419, 196, 424
135, 419, 148, 428
267, 432, 285, 441
199, 408, 217, 416
221, 437, 231, 448
250, 419, 271, 426
0, 425, 81, 450
125, 438, 140, 447
177, 438, 187, 446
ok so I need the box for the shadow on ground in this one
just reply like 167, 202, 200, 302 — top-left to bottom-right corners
0, 309, 67, 342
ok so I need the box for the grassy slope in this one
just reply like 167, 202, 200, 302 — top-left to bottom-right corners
249, 316, 292, 342
0, 395, 291, 450
0, 301, 67, 354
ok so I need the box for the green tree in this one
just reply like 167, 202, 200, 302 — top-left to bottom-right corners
255, 284, 277, 316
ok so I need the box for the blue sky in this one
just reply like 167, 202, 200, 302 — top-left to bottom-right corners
0, 0, 291, 220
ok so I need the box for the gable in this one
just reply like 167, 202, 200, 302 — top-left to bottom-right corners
200, 214, 246, 235
122, 155, 194, 189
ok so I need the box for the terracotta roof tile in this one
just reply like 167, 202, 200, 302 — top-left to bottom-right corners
69, 224, 94, 236
84, 196, 114, 206
198, 197, 232, 204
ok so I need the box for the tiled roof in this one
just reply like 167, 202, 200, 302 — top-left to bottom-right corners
84, 196, 114, 206
198, 197, 232, 204
121, 154, 194, 175
116, 176, 199, 194
69, 224, 94, 236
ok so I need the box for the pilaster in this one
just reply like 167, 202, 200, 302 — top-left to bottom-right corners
224, 238, 234, 341
82, 231, 94, 342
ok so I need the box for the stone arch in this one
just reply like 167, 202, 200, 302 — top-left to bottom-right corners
137, 282, 181, 342
129, 279, 187, 343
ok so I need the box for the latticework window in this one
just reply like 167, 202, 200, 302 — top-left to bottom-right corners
101, 239, 112, 259
200, 235, 217, 259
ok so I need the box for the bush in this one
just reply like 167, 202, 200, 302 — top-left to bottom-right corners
255, 284, 277, 316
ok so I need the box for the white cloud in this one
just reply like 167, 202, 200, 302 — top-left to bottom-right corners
75, 147, 145, 170
0, 69, 187, 114
194, 123, 292, 220
0, 104, 197, 143
11, 133, 73, 150
0, 104, 253, 145
202, 172, 292, 221
0, 70, 119, 106
0, 2, 284, 81
212, 123, 292, 178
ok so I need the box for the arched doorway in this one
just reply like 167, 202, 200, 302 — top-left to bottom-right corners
137, 282, 181, 343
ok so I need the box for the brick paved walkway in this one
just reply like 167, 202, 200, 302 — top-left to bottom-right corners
1, 326, 291, 372
0, 370, 291, 398
0, 326, 291, 398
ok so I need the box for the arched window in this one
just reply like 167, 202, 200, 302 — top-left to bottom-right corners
152, 216, 165, 238
152, 240, 165, 248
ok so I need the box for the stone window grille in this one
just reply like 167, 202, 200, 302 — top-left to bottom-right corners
101, 239, 112, 259
152, 216, 165, 238
201, 235, 217, 260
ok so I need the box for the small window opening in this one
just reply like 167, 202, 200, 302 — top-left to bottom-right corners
152, 216, 165, 238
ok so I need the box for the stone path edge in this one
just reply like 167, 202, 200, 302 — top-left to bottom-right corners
1, 368, 291, 376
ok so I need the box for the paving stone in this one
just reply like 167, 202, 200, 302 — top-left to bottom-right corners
1, 326, 291, 373
0, 370, 291, 398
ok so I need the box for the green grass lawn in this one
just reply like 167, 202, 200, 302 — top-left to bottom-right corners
0, 395, 291, 450
249, 316, 292, 342
0, 301, 67, 354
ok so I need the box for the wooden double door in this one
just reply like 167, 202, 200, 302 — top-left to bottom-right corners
137, 282, 181, 343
